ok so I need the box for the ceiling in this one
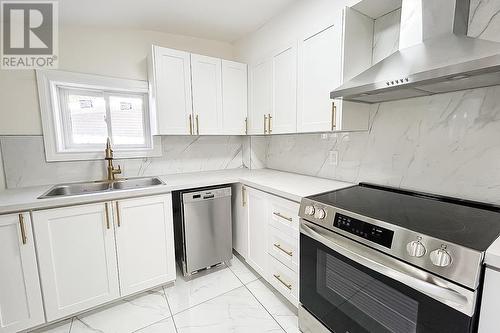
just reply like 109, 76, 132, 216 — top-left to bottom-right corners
59, 0, 299, 42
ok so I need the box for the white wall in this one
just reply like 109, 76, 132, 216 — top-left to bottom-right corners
0, 25, 234, 135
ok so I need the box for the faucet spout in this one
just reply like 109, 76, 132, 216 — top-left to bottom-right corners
104, 138, 121, 181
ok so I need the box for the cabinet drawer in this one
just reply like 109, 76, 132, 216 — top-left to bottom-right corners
268, 196, 299, 235
268, 226, 298, 272
267, 255, 298, 306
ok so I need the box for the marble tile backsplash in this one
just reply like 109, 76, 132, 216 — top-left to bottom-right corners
1, 135, 246, 188
251, 86, 500, 204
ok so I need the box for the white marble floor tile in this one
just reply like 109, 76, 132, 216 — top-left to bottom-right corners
133, 317, 177, 333
165, 266, 242, 315
227, 255, 259, 285
71, 288, 171, 333
247, 279, 299, 333
173, 286, 284, 333
29, 319, 72, 333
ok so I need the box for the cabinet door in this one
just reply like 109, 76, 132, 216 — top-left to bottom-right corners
0, 213, 44, 333
32, 203, 119, 321
271, 44, 297, 134
114, 195, 176, 296
248, 58, 272, 135
222, 60, 248, 135
479, 268, 500, 333
246, 187, 269, 277
231, 184, 248, 258
297, 24, 342, 133
191, 54, 223, 135
150, 46, 193, 135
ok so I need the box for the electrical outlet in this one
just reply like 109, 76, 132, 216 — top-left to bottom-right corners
329, 150, 338, 166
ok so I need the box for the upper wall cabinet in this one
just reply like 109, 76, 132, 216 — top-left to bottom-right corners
222, 60, 248, 135
149, 46, 193, 135
271, 43, 298, 134
297, 24, 341, 132
248, 7, 373, 135
149, 46, 248, 136
248, 58, 272, 135
191, 54, 223, 135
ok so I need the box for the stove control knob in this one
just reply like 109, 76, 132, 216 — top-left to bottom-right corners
406, 240, 426, 257
314, 208, 327, 220
304, 205, 315, 216
430, 246, 452, 267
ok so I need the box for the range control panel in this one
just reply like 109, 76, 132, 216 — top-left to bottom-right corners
334, 213, 394, 248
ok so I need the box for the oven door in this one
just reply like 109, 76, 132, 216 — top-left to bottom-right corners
300, 220, 479, 333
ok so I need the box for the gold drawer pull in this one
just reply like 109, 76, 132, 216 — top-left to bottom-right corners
273, 212, 292, 222
273, 274, 292, 290
331, 102, 337, 130
115, 202, 121, 227
273, 243, 293, 257
264, 114, 268, 134
19, 214, 27, 245
105, 203, 110, 229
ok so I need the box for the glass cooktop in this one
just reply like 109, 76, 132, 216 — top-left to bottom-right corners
308, 183, 500, 251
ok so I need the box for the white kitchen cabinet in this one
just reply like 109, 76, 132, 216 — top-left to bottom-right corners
246, 187, 269, 277
222, 60, 248, 135
0, 213, 45, 333
248, 58, 272, 135
271, 43, 297, 134
114, 195, 176, 296
478, 267, 500, 332
191, 54, 223, 135
33, 203, 120, 321
297, 24, 342, 133
148, 46, 193, 135
231, 184, 248, 258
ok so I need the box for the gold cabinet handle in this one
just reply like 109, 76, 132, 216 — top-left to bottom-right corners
273, 211, 292, 222
115, 202, 121, 227
268, 113, 272, 134
264, 114, 268, 134
273, 243, 293, 257
273, 274, 292, 290
105, 203, 110, 229
244, 117, 248, 135
241, 185, 246, 207
189, 114, 193, 135
19, 213, 27, 245
195, 115, 200, 135
331, 102, 337, 130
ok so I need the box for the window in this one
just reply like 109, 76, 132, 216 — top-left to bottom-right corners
37, 70, 161, 161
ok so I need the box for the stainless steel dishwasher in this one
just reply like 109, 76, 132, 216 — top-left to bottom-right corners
178, 186, 232, 276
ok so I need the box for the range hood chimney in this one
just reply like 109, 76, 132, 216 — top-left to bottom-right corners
331, 0, 500, 103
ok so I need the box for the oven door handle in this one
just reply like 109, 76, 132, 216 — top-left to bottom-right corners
300, 221, 477, 316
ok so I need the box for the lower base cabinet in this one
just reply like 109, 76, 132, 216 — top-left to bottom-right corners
479, 267, 500, 332
32, 194, 176, 322
114, 195, 176, 296
242, 186, 300, 306
0, 213, 45, 333
33, 202, 121, 321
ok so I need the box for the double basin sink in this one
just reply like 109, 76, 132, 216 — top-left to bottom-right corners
38, 177, 165, 199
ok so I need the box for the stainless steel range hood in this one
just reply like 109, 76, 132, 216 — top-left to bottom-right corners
331, 0, 500, 103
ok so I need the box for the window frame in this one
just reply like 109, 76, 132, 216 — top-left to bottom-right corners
37, 69, 161, 162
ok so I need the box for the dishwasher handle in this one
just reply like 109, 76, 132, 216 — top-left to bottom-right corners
182, 187, 232, 203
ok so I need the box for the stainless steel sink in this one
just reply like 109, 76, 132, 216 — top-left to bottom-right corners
111, 177, 164, 190
38, 177, 165, 199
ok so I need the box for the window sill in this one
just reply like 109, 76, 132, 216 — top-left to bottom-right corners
44, 136, 162, 162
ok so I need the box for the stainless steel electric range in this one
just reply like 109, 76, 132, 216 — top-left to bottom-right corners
298, 183, 500, 333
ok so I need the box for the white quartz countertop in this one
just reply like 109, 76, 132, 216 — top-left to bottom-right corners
0, 168, 353, 214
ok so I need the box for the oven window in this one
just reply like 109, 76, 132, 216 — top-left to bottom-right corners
317, 249, 418, 333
